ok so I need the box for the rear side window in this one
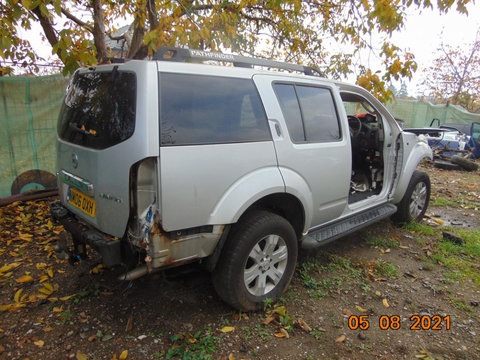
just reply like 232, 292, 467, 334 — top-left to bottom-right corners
274, 83, 341, 142
58, 70, 136, 149
160, 73, 270, 145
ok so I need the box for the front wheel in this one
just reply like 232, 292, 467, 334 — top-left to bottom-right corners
392, 170, 431, 223
212, 210, 298, 311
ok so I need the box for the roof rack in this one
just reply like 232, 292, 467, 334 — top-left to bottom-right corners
153, 47, 324, 77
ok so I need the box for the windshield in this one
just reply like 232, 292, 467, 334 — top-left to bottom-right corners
58, 70, 136, 149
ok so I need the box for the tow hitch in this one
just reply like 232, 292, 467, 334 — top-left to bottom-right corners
50, 201, 122, 267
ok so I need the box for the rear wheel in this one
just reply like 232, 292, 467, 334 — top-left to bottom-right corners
392, 170, 430, 223
212, 210, 298, 311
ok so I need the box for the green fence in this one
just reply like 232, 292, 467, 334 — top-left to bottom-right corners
1, 74, 480, 199
0, 74, 69, 198
385, 98, 480, 128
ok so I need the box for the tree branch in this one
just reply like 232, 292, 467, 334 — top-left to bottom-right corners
61, 7, 93, 33
91, 0, 108, 62
30, 6, 63, 63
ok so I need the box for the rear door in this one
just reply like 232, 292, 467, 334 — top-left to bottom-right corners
254, 75, 351, 229
56, 61, 159, 237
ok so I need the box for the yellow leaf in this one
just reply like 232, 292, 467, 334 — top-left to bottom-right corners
355, 305, 368, 313
47, 269, 54, 278
16, 275, 33, 283
76, 350, 88, 360
111, 355, 117, 360
48, 297, 58, 302
14, 289, 24, 303
399, 245, 408, 249
0, 304, 13, 311
220, 326, 235, 333
382, 298, 390, 308
36, 294, 48, 299
39, 275, 49, 283
274, 328, 289, 338
119, 350, 128, 360
60, 294, 76, 301
335, 334, 346, 343
433, 218, 444, 225
228, 353, 235, 360
34, 340, 44, 347
9, 251, 19, 257
271, 305, 287, 317
36, 263, 47, 269
44, 327, 53, 332
43, 283, 54, 292
39, 287, 53, 295
53, 306, 63, 312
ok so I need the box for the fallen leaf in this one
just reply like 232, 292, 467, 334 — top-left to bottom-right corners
384, 248, 391, 253
335, 334, 346, 343
34, 340, 44, 347
76, 350, 88, 360
14, 289, 24, 303
15, 275, 33, 283
355, 305, 368, 313
36, 263, 47, 270
228, 353, 235, 360
44, 327, 53, 332
342, 308, 353, 316
119, 350, 128, 360
274, 328, 289, 338
263, 316, 276, 325
399, 245, 409, 249
382, 298, 390, 308
296, 318, 312, 333
43, 283, 54, 292
0, 304, 12, 312
47, 269, 54, 278
271, 305, 287, 317
220, 326, 235, 333
53, 307, 63, 312
125, 317, 133, 332
433, 218, 444, 225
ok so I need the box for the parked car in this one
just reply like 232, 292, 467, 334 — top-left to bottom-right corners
51, 48, 433, 310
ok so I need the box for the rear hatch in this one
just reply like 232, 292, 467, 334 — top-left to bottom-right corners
56, 61, 159, 237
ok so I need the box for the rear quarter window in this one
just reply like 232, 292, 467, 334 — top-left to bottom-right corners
159, 73, 270, 145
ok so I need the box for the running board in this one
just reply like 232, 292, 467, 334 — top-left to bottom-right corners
301, 203, 397, 249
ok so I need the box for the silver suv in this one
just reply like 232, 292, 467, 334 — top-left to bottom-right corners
51, 48, 432, 311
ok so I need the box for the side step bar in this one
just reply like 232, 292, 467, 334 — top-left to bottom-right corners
301, 203, 397, 249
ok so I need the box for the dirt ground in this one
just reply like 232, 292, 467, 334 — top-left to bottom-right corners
0, 162, 479, 360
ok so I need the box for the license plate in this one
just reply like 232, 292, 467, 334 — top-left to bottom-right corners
67, 187, 96, 217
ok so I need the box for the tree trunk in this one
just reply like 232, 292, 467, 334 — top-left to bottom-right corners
31, 7, 63, 62
91, 0, 108, 63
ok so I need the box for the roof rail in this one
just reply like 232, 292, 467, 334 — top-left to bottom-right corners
153, 47, 324, 77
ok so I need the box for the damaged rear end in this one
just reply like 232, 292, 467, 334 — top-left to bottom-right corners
51, 60, 223, 276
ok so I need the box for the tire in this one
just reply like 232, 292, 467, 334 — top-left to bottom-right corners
433, 160, 463, 171
212, 210, 298, 311
449, 155, 478, 172
392, 170, 431, 223
11, 169, 57, 195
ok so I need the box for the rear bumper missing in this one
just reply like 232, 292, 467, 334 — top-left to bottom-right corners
50, 201, 122, 267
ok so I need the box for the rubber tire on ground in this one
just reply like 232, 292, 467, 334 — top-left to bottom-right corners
10, 169, 57, 195
392, 170, 431, 224
449, 155, 478, 172
212, 210, 298, 311
433, 160, 463, 171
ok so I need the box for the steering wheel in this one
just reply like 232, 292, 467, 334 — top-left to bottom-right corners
347, 115, 362, 138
